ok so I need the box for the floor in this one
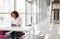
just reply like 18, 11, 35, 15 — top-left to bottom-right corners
45, 24, 60, 39
39, 21, 60, 39
28, 18, 60, 39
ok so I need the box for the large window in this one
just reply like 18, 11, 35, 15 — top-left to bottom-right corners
0, 0, 49, 26
16, 0, 25, 13
0, 0, 25, 26
25, 0, 49, 26
25, 0, 37, 26
0, 0, 14, 13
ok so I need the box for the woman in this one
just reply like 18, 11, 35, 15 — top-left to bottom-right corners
10, 11, 22, 39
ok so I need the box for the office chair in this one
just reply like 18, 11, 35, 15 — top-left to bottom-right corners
0, 30, 7, 39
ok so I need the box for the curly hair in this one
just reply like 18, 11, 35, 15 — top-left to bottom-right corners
11, 11, 19, 18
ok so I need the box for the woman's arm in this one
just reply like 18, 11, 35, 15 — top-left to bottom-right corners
11, 24, 17, 26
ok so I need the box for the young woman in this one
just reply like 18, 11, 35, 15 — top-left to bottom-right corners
10, 11, 22, 39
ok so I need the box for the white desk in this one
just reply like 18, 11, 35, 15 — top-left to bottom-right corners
0, 25, 34, 39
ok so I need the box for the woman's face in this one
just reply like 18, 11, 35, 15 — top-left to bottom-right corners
11, 13, 16, 18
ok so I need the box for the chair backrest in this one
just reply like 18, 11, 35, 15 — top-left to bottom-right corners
18, 33, 25, 37
0, 30, 5, 35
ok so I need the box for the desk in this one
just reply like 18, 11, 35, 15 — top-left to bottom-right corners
0, 25, 34, 39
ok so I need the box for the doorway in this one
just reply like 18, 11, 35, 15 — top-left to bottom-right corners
53, 9, 59, 24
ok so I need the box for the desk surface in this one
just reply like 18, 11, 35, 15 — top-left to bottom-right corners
0, 25, 33, 32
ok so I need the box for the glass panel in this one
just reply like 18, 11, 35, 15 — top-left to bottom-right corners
32, 14, 36, 25
26, 14, 31, 26
19, 14, 25, 26
26, 0, 37, 26
0, 14, 25, 26
4, 0, 14, 13
26, 2, 32, 13
33, 3, 36, 13
0, 0, 4, 13
26, 1, 32, 26
0, 0, 14, 13
16, 0, 25, 13
0, 14, 11, 25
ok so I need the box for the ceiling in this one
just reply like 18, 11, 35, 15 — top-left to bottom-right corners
26, 0, 53, 6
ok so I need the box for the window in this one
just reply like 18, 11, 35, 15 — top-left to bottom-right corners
0, 0, 14, 13
16, 0, 25, 13
0, 0, 25, 26
0, 0, 14, 25
54, 9, 59, 20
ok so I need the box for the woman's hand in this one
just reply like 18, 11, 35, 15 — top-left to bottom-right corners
18, 25, 20, 27
11, 24, 17, 26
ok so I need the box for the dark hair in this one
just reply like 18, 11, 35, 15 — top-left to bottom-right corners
11, 11, 19, 18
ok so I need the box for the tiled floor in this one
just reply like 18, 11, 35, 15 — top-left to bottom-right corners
43, 23, 60, 39
46, 24, 60, 39
29, 21, 60, 39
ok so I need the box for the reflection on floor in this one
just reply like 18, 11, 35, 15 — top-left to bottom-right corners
43, 24, 60, 39
28, 24, 60, 39
47, 24, 60, 39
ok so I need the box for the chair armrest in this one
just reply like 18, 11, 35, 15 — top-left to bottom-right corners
5, 31, 12, 35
